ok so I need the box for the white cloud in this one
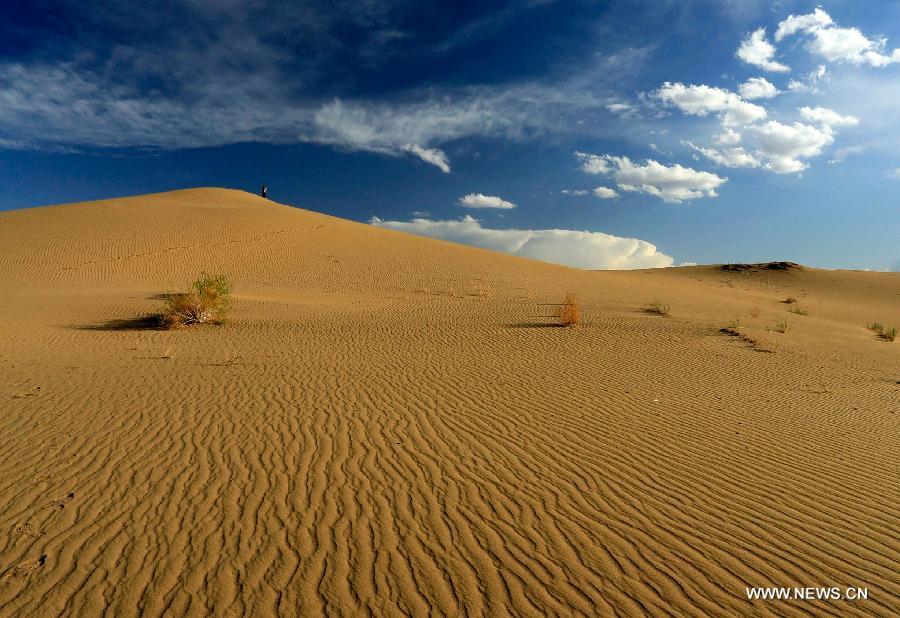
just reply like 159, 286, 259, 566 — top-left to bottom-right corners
887, 168, 900, 179
736, 28, 790, 72
606, 102, 633, 116
774, 8, 833, 41
656, 82, 767, 126
751, 120, 834, 174
775, 8, 900, 67
787, 65, 829, 93
561, 189, 588, 196
458, 193, 516, 209
401, 144, 451, 173
798, 106, 859, 129
592, 186, 619, 199
369, 215, 674, 269
738, 77, 779, 100
576, 152, 727, 202
714, 128, 743, 145
684, 141, 760, 168
827, 145, 864, 164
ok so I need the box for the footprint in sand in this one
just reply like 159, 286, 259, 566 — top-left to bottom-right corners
14, 523, 42, 539
6, 555, 47, 580
48, 492, 75, 510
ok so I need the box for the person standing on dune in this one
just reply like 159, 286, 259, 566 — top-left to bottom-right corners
261, 184, 268, 199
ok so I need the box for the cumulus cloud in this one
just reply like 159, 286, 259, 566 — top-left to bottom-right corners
561, 189, 588, 196
798, 106, 859, 129
738, 77, 780, 100
774, 8, 833, 41
592, 186, 619, 199
576, 152, 727, 202
715, 128, 743, 145
656, 82, 766, 126
775, 8, 900, 67
736, 28, 790, 72
751, 120, 834, 174
684, 141, 760, 168
369, 215, 674, 269
458, 193, 516, 209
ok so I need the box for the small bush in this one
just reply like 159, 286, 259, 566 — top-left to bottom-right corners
557, 293, 582, 327
726, 318, 741, 329
643, 301, 670, 316
159, 273, 232, 328
773, 320, 789, 334
788, 307, 808, 316
783, 297, 797, 304
868, 322, 896, 342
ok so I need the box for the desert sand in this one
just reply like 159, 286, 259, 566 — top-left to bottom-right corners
0, 188, 897, 616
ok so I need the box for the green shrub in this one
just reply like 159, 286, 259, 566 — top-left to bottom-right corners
159, 273, 232, 328
643, 301, 670, 316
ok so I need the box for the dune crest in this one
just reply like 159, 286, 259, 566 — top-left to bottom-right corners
1, 189, 898, 616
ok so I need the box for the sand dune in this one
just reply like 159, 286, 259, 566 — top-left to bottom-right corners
0, 188, 897, 616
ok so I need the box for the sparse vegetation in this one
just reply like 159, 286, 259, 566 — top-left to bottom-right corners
557, 293, 582, 327
868, 322, 896, 342
788, 307, 808, 316
643, 301, 670, 316
773, 320, 789, 334
719, 322, 773, 352
159, 273, 232, 328
782, 297, 797, 304
749, 306, 760, 318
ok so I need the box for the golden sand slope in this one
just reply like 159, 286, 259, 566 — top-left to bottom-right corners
0, 189, 898, 616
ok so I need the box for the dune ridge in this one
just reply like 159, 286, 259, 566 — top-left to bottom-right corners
0, 189, 898, 616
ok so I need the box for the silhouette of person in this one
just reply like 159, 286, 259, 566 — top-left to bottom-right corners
261, 184, 268, 199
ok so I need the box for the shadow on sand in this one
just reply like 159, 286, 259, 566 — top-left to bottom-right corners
504, 322, 567, 329
74, 315, 164, 331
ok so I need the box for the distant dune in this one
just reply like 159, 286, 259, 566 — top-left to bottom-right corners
1, 189, 897, 616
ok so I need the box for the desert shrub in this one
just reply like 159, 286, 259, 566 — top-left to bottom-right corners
159, 273, 232, 328
726, 319, 741, 329
558, 293, 582, 327
773, 320, 789, 334
868, 322, 896, 342
643, 301, 670, 316
783, 297, 797, 304
788, 307, 808, 316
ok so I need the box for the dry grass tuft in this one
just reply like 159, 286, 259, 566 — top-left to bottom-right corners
159, 273, 232, 329
773, 320, 789, 334
868, 322, 896, 342
557, 293, 582, 327
782, 297, 798, 304
643, 301, 670, 316
788, 307, 808, 316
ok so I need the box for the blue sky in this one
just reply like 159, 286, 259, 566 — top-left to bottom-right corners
1, 1, 899, 270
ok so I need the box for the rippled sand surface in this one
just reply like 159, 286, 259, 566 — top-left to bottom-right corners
1, 189, 897, 616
